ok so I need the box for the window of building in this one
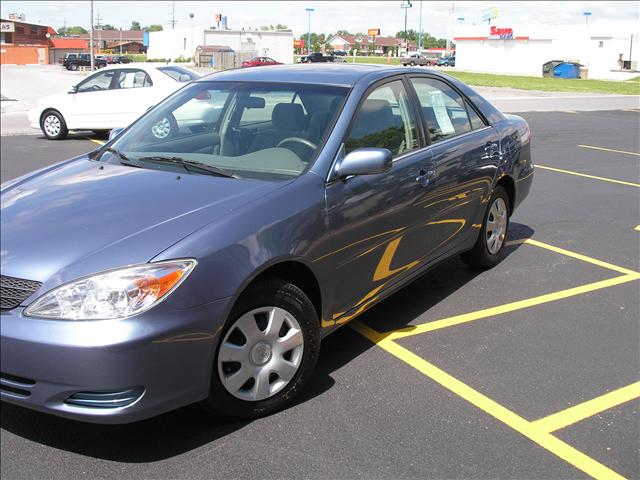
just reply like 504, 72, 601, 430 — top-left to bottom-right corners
30, 25, 38, 34
15, 26, 24, 34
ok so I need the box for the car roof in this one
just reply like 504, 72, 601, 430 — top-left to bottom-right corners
195, 63, 422, 87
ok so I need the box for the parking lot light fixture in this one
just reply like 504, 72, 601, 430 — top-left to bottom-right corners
401, 1, 412, 56
306, 8, 314, 55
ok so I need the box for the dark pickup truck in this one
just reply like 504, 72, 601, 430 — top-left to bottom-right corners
300, 52, 334, 63
61, 53, 107, 71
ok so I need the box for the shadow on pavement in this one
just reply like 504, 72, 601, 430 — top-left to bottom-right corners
0, 223, 534, 462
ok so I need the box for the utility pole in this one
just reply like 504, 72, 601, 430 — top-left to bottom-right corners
119, 27, 122, 54
169, 1, 177, 30
189, 12, 194, 59
95, 10, 102, 54
89, 0, 95, 70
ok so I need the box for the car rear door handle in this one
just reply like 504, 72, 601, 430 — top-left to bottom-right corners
416, 168, 436, 187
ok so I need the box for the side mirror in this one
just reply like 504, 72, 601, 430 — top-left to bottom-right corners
108, 128, 125, 141
68, 85, 78, 94
336, 147, 392, 178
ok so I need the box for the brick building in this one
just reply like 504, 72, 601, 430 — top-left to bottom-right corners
0, 17, 56, 64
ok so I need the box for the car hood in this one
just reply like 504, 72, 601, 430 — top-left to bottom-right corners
1, 157, 281, 287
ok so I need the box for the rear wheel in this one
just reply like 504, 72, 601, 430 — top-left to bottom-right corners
68, 63, 79, 71
40, 110, 68, 140
461, 185, 510, 269
410, 61, 416, 66
202, 278, 320, 419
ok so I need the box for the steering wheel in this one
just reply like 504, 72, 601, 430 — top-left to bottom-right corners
276, 137, 317, 151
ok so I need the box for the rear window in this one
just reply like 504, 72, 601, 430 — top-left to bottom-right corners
158, 66, 200, 82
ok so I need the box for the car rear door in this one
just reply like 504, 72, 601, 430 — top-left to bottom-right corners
324, 78, 436, 323
407, 75, 500, 260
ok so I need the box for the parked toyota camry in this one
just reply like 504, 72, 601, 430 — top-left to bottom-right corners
1, 64, 533, 423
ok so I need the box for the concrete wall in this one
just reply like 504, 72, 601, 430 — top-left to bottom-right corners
203, 30, 293, 64
0, 45, 48, 65
148, 27, 206, 60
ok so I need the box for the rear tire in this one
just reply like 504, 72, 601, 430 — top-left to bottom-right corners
202, 278, 320, 420
68, 63, 78, 71
40, 110, 69, 140
461, 185, 510, 269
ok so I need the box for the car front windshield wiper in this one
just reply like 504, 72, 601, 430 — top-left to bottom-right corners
135, 155, 239, 179
102, 146, 139, 167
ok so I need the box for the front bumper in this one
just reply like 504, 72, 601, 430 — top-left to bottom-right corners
0, 296, 233, 424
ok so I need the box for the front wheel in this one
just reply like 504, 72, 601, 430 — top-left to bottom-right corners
461, 185, 510, 269
202, 278, 320, 419
40, 110, 69, 140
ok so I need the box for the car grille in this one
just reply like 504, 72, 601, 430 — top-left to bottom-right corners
0, 275, 42, 310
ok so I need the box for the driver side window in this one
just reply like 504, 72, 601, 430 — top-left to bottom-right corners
76, 70, 117, 93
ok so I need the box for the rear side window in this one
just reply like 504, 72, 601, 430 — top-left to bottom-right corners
158, 66, 199, 82
345, 80, 419, 157
117, 69, 153, 88
410, 77, 474, 143
466, 100, 486, 130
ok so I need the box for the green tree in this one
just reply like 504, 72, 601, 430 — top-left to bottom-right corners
58, 25, 88, 35
395, 29, 418, 41
101, 24, 117, 30
130, 21, 141, 31
275, 24, 288, 30
335, 29, 353, 36
144, 24, 163, 32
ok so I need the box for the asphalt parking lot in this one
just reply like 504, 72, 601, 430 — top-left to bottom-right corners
1, 110, 639, 479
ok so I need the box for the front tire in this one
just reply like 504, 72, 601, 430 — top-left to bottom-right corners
40, 110, 69, 140
461, 185, 510, 269
202, 278, 320, 419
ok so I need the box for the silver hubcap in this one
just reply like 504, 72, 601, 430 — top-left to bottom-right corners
218, 306, 304, 402
43, 114, 61, 136
151, 117, 171, 139
486, 197, 508, 254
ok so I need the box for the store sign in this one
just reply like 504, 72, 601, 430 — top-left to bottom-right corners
489, 26, 513, 39
1, 22, 15, 32
367, 28, 380, 36
293, 39, 304, 48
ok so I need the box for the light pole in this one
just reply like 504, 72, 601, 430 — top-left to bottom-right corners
401, 0, 412, 56
418, 0, 423, 54
305, 8, 314, 55
583, 11, 591, 24
89, 0, 94, 71
189, 12, 194, 59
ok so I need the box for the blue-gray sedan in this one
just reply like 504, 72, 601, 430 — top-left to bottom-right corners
0, 64, 533, 423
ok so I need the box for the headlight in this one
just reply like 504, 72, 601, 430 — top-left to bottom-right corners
24, 260, 197, 320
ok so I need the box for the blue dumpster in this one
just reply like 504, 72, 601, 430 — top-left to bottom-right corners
553, 62, 581, 79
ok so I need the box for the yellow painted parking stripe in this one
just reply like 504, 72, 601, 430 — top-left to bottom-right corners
522, 238, 640, 275
578, 144, 640, 157
352, 321, 627, 480
90, 139, 105, 146
535, 165, 640, 188
532, 382, 640, 433
386, 273, 639, 340
635, 225, 640, 232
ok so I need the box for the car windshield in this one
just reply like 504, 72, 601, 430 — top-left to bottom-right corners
105, 81, 348, 180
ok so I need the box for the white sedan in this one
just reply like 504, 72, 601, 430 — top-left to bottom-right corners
29, 64, 201, 140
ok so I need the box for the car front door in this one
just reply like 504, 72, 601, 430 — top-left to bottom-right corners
408, 75, 500, 261
324, 78, 437, 325
65, 69, 120, 129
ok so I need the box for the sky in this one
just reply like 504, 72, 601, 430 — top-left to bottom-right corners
1, 1, 639, 39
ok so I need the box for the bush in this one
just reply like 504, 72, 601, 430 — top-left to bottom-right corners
123, 54, 147, 62
173, 56, 192, 63
146, 58, 170, 63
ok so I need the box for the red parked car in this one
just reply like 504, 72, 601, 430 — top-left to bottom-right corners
241, 56, 282, 68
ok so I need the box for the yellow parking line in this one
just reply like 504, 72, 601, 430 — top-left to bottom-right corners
531, 382, 640, 433
522, 238, 639, 275
635, 225, 640, 232
352, 321, 627, 480
90, 139, 105, 146
386, 273, 638, 340
578, 144, 640, 157
536, 165, 640, 188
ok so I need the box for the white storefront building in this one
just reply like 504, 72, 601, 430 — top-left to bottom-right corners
453, 21, 639, 80
148, 27, 293, 64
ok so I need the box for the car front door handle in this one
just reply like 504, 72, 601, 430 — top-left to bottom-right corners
416, 168, 436, 187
